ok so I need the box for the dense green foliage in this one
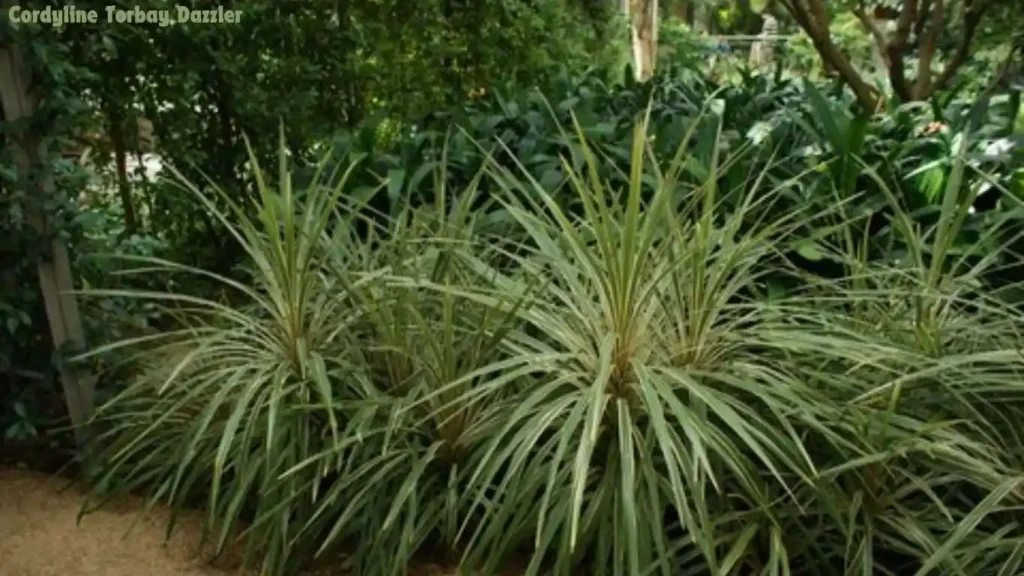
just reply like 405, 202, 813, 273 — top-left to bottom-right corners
328, 69, 1023, 294
80, 70, 1024, 574
1, 0, 622, 449
3, 0, 1024, 574
82, 114, 1024, 575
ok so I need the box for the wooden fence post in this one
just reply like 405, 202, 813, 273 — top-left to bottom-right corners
0, 21, 96, 447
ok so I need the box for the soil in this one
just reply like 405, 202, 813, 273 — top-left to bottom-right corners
0, 467, 526, 576
0, 466, 248, 576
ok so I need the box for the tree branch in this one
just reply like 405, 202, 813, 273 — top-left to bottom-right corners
884, 0, 918, 101
981, 41, 1022, 99
780, 0, 813, 31
892, 0, 919, 47
914, 0, 945, 98
929, 0, 992, 96
785, 0, 838, 74
911, 0, 934, 48
780, 0, 882, 111
853, 5, 891, 68
805, 0, 831, 37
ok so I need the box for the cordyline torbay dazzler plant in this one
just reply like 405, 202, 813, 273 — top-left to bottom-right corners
75, 96, 1024, 576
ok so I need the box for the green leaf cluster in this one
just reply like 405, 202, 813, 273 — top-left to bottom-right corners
80, 111, 1024, 575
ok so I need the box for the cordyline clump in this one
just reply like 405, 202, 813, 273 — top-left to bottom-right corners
78, 113, 1024, 576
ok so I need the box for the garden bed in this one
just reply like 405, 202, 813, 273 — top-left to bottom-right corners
0, 467, 249, 575
0, 468, 503, 576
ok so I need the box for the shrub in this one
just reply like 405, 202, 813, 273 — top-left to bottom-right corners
327, 70, 1023, 298
79, 111, 1024, 575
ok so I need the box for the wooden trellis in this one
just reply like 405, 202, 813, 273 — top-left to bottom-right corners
0, 8, 95, 447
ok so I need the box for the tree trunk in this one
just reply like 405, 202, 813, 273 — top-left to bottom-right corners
807, 0, 835, 76
0, 20, 95, 447
781, 0, 881, 111
213, 77, 238, 184
440, 0, 464, 100
631, 0, 659, 81
105, 102, 138, 235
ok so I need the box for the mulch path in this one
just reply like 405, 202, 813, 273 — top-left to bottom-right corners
0, 466, 250, 576
0, 466, 527, 576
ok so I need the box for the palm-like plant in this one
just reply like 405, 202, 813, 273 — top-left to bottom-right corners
454, 114, 1024, 575
281, 164, 540, 576
80, 132, 371, 574
445, 112, 831, 575
78, 111, 1024, 576
737, 126, 1024, 576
